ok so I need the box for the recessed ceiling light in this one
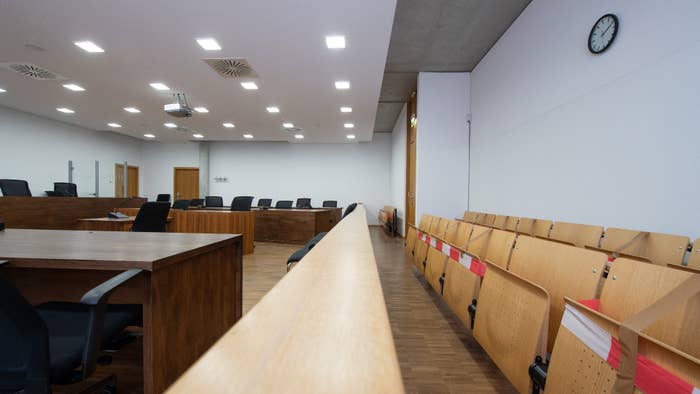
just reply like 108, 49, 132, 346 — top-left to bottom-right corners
325, 35, 346, 49
222, 122, 235, 128
0, 88, 6, 93
346, 134, 356, 140
144, 133, 156, 139
74, 41, 104, 53
56, 107, 74, 114
266, 106, 280, 113
294, 134, 304, 139
193, 133, 204, 139
243, 134, 254, 139
123, 107, 140, 113
107, 123, 122, 128
62, 83, 85, 92
344, 123, 354, 129
164, 122, 177, 128
240, 82, 258, 90
282, 122, 294, 128
196, 38, 221, 51
194, 107, 209, 113
335, 81, 350, 90
340, 106, 352, 113
149, 82, 170, 91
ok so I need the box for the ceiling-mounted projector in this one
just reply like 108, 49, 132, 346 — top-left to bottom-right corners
165, 93, 193, 118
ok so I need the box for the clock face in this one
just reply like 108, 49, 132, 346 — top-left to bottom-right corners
588, 14, 618, 54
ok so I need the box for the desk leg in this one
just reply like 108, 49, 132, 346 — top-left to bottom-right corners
142, 241, 242, 393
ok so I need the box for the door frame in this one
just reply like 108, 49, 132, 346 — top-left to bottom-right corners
405, 91, 417, 235
173, 166, 200, 201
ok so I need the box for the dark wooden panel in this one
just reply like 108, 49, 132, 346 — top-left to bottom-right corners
0, 197, 146, 229
254, 208, 342, 244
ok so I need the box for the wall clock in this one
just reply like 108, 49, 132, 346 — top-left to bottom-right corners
588, 14, 619, 54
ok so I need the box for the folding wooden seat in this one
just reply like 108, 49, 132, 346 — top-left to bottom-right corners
478, 213, 496, 227
405, 214, 430, 258
598, 258, 700, 358
441, 221, 477, 326
472, 262, 549, 394
462, 211, 477, 223
465, 225, 515, 270
504, 216, 519, 232
689, 238, 700, 269
516, 217, 535, 235
491, 215, 508, 230
600, 227, 690, 266
508, 235, 608, 352
531, 219, 553, 239
413, 216, 448, 274
424, 220, 460, 292
548, 221, 603, 248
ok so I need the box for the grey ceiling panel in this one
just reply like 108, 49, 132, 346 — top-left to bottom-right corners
374, 102, 405, 132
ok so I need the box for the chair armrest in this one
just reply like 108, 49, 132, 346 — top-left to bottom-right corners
80, 269, 143, 306
0, 260, 8, 267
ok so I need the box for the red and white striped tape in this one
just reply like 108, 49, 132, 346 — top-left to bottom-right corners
561, 304, 700, 394
418, 231, 486, 277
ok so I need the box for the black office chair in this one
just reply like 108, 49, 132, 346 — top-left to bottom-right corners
53, 182, 78, 197
343, 203, 358, 218
205, 196, 224, 207
286, 232, 327, 271
257, 198, 272, 208
172, 199, 190, 210
156, 194, 171, 202
296, 198, 312, 209
0, 261, 141, 393
0, 179, 32, 196
189, 199, 204, 208
131, 202, 170, 232
275, 200, 293, 209
322, 200, 337, 208
230, 196, 254, 211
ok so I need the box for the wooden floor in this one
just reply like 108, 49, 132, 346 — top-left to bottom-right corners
54, 230, 513, 393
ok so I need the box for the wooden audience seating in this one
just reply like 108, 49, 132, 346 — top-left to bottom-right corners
504, 216, 519, 232
465, 225, 515, 270
515, 217, 536, 234
462, 211, 478, 223
689, 238, 700, 269
532, 219, 553, 238
441, 221, 476, 326
548, 221, 603, 248
472, 262, 549, 394
599, 227, 690, 266
477, 213, 496, 227
491, 214, 508, 229
508, 235, 608, 352
413, 216, 442, 273
405, 214, 430, 258
378, 205, 397, 236
599, 258, 700, 358
424, 220, 460, 292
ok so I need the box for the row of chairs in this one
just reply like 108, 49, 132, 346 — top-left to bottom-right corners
156, 194, 338, 210
405, 214, 700, 393
0, 179, 77, 197
461, 211, 700, 270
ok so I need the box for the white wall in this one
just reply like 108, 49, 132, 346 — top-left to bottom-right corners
416, 72, 471, 221
139, 141, 200, 201
208, 135, 392, 225
0, 106, 142, 197
470, 0, 700, 238
390, 104, 407, 235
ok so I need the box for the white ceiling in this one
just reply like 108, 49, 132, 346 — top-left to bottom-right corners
0, 0, 396, 142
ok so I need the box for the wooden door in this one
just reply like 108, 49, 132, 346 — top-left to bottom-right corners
405, 91, 417, 234
173, 167, 199, 201
115, 164, 139, 197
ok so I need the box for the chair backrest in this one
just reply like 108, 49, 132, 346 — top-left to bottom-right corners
508, 235, 607, 352
504, 216, 519, 232
53, 182, 77, 197
478, 213, 496, 227
466, 226, 516, 270
342, 203, 358, 218
156, 193, 171, 202
296, 198, 312, 208
172, 200, 190, 210
322, 200, 337, 208
0, 179, 32, 196
275, 200, 293, 209
418, 214, 431, 231
532, 219, 553, 238
205, 196, 224, 207
689, 238, 700, 269
231, 196, 254, 211
257, 198, 272, 207
189, 198, 204, 208
453, 221, 473, 249
424, 220, 460, 292
516, 217, 535, 235
434, 217, 450, 239
472, 263, 549, 394
462, 211, 478, 223
131, 202, 171, 232
600, 227, 690, 266
491, 215, 508, 229
549, 221, 603, 248
599, 258, 700, 358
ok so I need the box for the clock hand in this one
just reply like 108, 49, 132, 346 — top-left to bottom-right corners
601, 20, 613, 36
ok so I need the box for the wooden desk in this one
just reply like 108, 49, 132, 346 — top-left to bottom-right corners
0, 197, 146, 229
166, 205, 403, 393
253, 208, 342, 244
77, 216, 173, 232
0, 229, 242, 394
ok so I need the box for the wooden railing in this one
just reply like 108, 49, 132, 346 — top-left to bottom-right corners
166, 204, 404, 393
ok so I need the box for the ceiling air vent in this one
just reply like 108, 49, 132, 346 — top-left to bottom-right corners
0, 63, 66, 80
203, 58, 258, 78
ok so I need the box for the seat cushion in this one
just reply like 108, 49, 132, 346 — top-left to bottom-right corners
48, 336, 84, 383
37, 303, 142, 345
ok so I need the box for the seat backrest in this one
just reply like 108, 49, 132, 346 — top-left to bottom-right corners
466, 227, 516, 270
205, 196, 224, 207
257, 198, 272, 207
189, 198, 204, 207
508, 235, 607, 352
453, 221, 473, 249
172, 199, 190, 210
322, 200, 337, 208
434, 217, 450, 238
491, 215, 508, 229
131, 202, 171, 232
473, 263, 549, 394
54, 182, 77, 197
549, 221, 603, 248
532, 219, 553, 238
342, 202, 358, 217
418, 214, 431, 231
599, 258, 700, 358
156, 193, 170, 202
231, 196, 254, 211
276, 200, 293, 209
504, 216, 519, 232
0, 179, 32, 196
296, 198, 312, 208
462, 211, 477, 223
516, 217, 535, 235
689, 238, 700, 269
479, 213, 496, 227
600, 228, 690, 266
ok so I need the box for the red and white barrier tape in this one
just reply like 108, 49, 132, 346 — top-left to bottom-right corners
418, 231, 486, 277
561, 304, 700, 394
